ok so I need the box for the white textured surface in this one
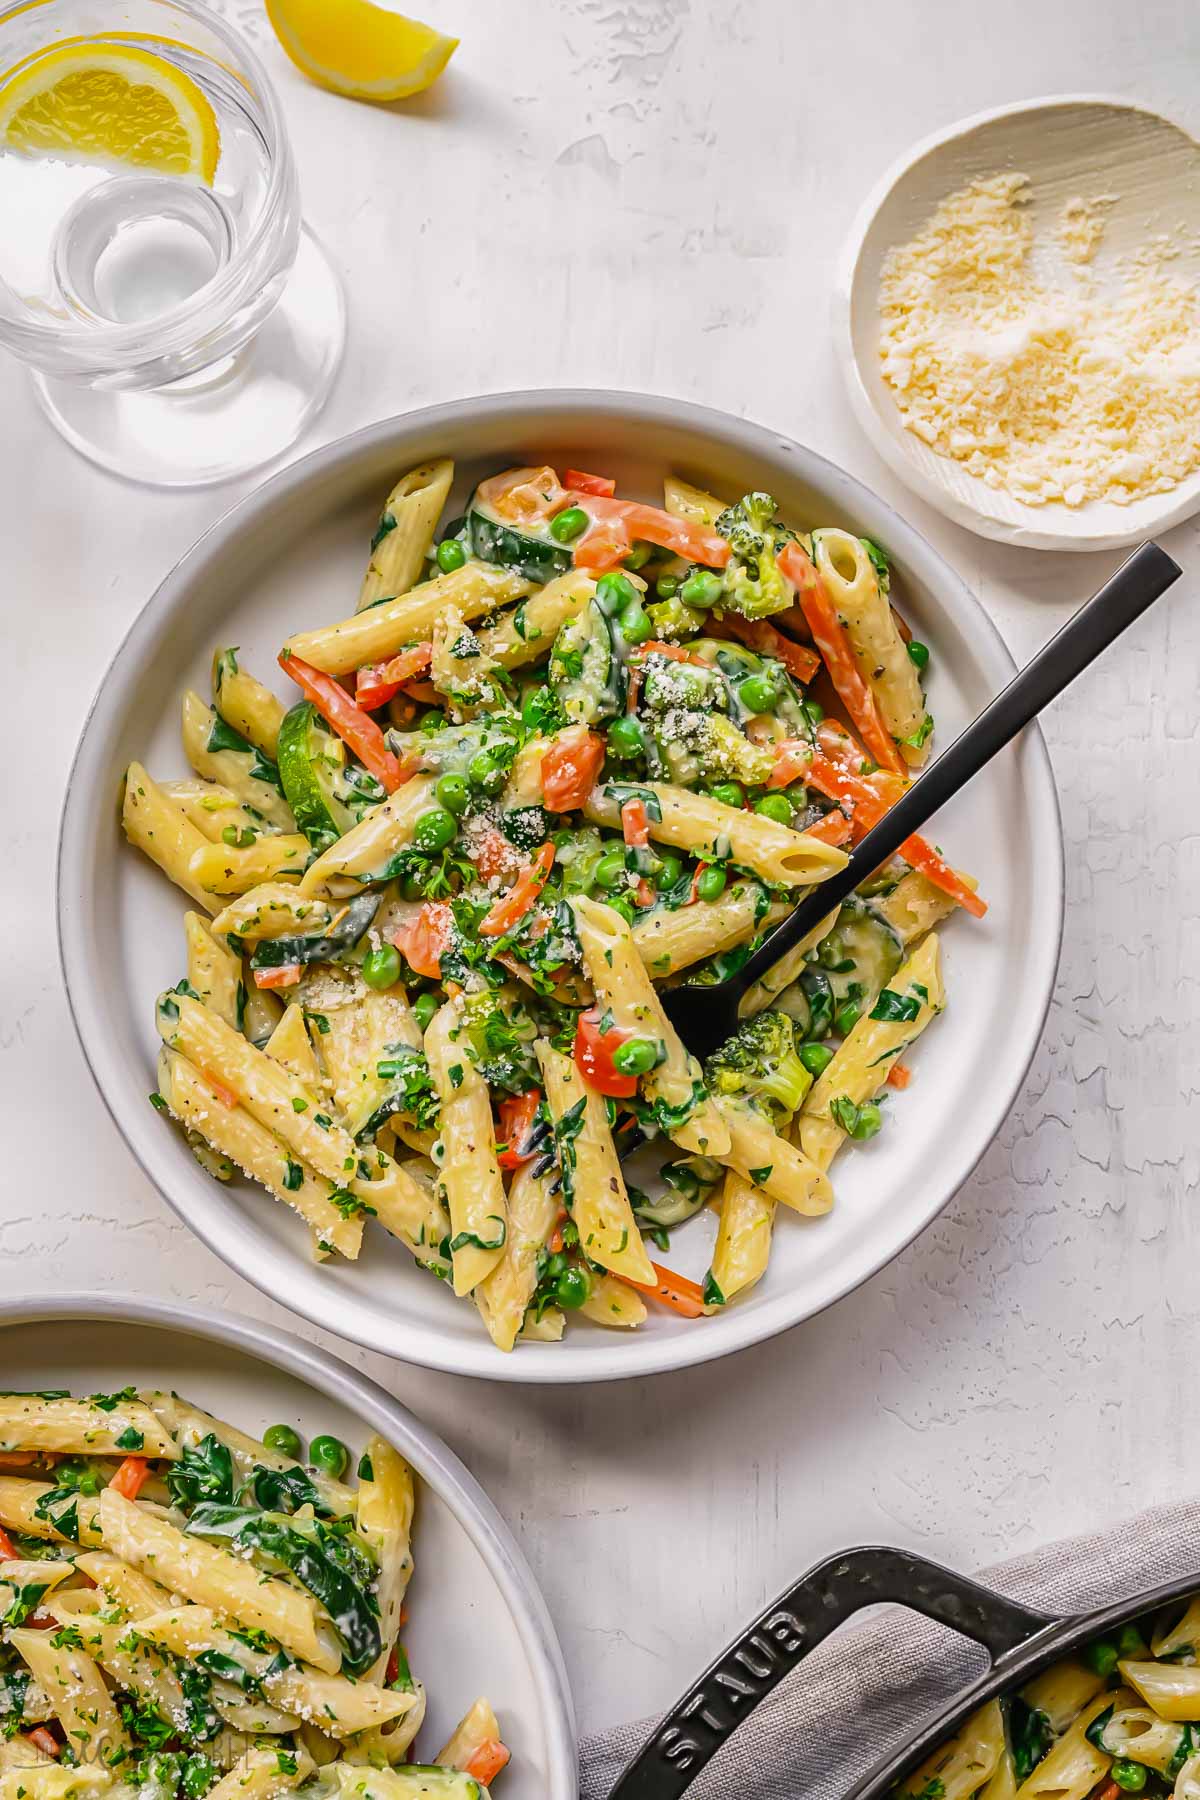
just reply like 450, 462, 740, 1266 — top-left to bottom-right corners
2, 0, 1199, 1744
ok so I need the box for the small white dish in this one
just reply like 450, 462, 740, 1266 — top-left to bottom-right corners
835, 95, 1200, 551
56, 391, 1063, 1384
0, 1294, 577, 1800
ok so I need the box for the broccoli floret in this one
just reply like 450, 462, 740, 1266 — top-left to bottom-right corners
704, 1010, 813, 1126
712, 492, 797, 620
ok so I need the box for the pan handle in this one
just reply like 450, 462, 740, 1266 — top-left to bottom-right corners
605, 1545, 1056, 1800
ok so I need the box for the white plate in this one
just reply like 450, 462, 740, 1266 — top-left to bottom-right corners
56, 390, 1064, 1383
0, 1294, 575, 1798
835, 96, 1200, 550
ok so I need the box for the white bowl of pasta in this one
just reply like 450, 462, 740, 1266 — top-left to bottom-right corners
0, 1294, 575, 1798
57, 391, 1064, 1382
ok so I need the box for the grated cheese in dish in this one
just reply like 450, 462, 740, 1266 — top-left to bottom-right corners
877, 171, 1200, 507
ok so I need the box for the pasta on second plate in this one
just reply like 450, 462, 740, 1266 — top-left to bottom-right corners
0, 1387, 508, 1799
122, 455, 986, 1350
895, 1601, 1200, 1800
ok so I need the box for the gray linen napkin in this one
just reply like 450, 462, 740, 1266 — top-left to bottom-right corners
580, 1498, 1200, 1800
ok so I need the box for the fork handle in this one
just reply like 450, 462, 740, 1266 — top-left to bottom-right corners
733, 541, 1181, 999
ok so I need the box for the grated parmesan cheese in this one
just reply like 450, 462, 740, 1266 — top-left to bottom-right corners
878, 172, 1200, 507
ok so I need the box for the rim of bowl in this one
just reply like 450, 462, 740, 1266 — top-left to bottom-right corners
56, 387, 1065, 1383
0, 1289, 578, 1796
832, 92, 1200, 551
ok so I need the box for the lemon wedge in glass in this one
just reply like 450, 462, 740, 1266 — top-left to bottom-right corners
265, 0, 457, 102
0, 41, 219, 181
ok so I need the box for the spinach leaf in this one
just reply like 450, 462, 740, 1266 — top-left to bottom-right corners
1009, 1696, 1053, 1782
167, 1435, 235, 1513
185, 1506, 381, 1675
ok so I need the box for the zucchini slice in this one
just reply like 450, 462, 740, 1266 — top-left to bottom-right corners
549, 599, 626, 725
248, 892, 381, 977
277, 702, 385, 851
819, 898, 904, 1009
469, 498, 571, 584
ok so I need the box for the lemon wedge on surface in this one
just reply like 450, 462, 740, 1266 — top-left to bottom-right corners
265, 0, 457, 102
0, 41, 219, 181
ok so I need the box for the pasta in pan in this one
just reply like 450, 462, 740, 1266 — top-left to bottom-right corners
895, 1603, 1200, 1800
0, 1388, 509, 1799
123, 455, 986, 1349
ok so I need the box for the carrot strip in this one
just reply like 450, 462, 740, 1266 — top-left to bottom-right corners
722, 614, 821, 685
355, 642, 433, 710
633, 640, 708, 665
199, 1066, 239, 1110
0, 1525, 16, 1558
804, 810, 851, 847
0, 1452, 38, 1471
621, 797, 650, 850
624, 1262, 708, 1318
542, 727, 606, 812
564, 494, 730, 573
773, 730, 987, 919
564, 468, 615, 496
887, 1062, 912, 1090
479, 843, 555, 937
779, 543, 904, 776
109, 1457, 150, 1501
28, 1727, 60, 1759
253, 963, 302, 991
391, 903, 454, 979
466, 1741, 512, 1785
279, 651, 412, 794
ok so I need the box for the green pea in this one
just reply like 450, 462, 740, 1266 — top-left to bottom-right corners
802, 698, 824, 727
754, 793, 793, 826
618, 601, 652, 645
1116, 1624, 1147, 1658
624, 541, 654, 570
787, 782, 809, 808
605, 894, 636, 925
1082, 1640, 1120, 1677
849, 1100, 882, 1141
468, 750, 506, 796
543, 1250, 568, 1282
550, 506, 589, 544
1111, 1762, 1146, 1793
656, 852, 684, 891
709, 782, 745, 810
221, 824, 256, 849
412, 992, 438, 1032
907, 640, 930, 672
607, 715, 646, 760
595, 571, 637, 617
595, 848, 627, 891
680, 570, 723, 608
436, 772, 470, 815
655, 575, 680, 599
401, 870, 426, 903
555, 1266, 591, 1310
362, 944, 401, 990
833, 999, 861, 1037
309, 1434, 349, 1478
413, 807, 457, 854
263, 1423, 301, 1459
695, 865, 726, 902
436, 537, 467, 573
799, 1043, 834, 1077
612, 1036, 659, 1077
739, 674, 778, 715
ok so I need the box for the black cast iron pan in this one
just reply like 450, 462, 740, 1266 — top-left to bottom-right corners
607, 1545, 1199, 1798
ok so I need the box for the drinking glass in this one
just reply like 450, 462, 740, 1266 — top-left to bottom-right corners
0, 0, 345, 485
